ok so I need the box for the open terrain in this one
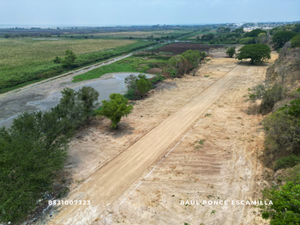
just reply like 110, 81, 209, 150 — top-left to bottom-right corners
33, 50, 277, 225
92, 30, 189, 38
0, 38, 155, 93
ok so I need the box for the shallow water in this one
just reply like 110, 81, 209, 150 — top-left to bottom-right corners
0, 72, 153, 128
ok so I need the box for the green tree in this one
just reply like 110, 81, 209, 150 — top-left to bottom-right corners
232, 28, 244, 33
181, 50, 201, 68
0, 110, 71, 223
236, 44, 271, 64
226, 47, 236, 58
261, 182, 300, 224
54, 56, 62, 64
77, 86, 99, 123
168, 55, 186, 77
61, 49, 77, 68
96, 93, 133, 129
4, 34, 10, 38
292, 23, 300, 33
272, 31, 297, 49
196, 36, 200, 41
201, 33, 214, 41
136, 78, 152, 97
244, 29, 266, 38
291, 34, 300, 48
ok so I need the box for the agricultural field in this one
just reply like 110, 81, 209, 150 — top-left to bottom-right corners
151, 42, 224, 54
0, 38, 155, 93
92, 30, 190, 38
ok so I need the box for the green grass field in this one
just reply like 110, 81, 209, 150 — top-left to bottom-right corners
0, 38, 156, 93
73, 54, 170, 82
91, 30, 190, 39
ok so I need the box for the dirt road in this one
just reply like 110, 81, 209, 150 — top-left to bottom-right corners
45, 61, 253, 224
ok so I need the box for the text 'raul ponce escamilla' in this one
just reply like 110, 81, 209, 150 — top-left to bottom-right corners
180, 200, 273, 206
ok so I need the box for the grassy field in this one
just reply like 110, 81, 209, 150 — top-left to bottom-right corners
73, 54, 170, 82
92, 30, 190, 38
0, 38, 156, 93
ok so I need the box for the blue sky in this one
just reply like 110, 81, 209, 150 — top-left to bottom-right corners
0, 0, 299, 26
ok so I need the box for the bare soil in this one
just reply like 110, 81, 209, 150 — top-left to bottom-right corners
151, 42, 224, 54
35, 51, 278, 225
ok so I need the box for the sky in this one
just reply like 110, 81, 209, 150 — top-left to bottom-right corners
0, 0, 299, 26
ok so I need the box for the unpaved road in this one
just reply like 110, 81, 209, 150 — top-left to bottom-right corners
46, 61, 253, 224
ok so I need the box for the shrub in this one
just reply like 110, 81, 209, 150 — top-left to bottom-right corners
272, 31, 297, 50
181, 50, 201, 68
248, 83, 284, 113
54, 56, 62, 64
61, 50, 77, 68
291, 34, 300, 48
239, 37, 255, 44
136, 77, 152, 97
226, 47, 236, 58
261, 182, 300, 224
0, 110, 71, 223
124, 74, 152, 100
274, 155, 300, 170
244, 29, 266, 38
96, 93, 133, 128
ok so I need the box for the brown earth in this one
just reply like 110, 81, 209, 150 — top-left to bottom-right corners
151, 42, 224, 54
36, 50, 278, 225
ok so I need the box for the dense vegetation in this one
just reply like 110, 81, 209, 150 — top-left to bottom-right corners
0, 86, 99, 223
124, 74, 153, 100
236, 44, 271, 64
0, 39, 156, 93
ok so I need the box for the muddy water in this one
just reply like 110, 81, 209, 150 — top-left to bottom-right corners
0, 73, 153, 128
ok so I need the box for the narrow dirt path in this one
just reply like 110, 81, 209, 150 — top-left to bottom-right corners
47, 63, 249, 224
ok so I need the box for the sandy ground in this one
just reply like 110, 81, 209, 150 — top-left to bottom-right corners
33, 51, 278, 225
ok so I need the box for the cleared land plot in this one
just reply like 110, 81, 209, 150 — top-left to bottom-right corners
152, 42, 224, 54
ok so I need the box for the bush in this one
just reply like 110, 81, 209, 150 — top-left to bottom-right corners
236, 44, 271, 65
274, 155, 300, 170
263, 99, 300, 157
239, 37, 255, 44
291, 34, 300, 48
226, 47, 236, 58
0, 110, 71, 223
136, 77, 152, 97
61, 49, 77, 68
244, 29, 266, 38
124, 74, 152, 100
261, 182, 300, 224
272, 31, 297, 50
96, 93, 133, 128
248, 83, 284, 113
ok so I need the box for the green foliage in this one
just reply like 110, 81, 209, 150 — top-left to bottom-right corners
168, 55, 186, 77
263, 98, 300, 157
136, 77, 152, 96
181, 50, 201, 68
226, 47, 236, 58
77, 86, 99, 123
151, 74, 165, 83
96, 93, 133, 129
292, 23, 300, 33
54, 56, 62, 64
0, 112, 70, 223
4, 34, 11, 38
261, 182, 300, 224
201, 33, 215, 41
248, 83, 284, 113
272, 31, 297, 50
73, 53, 169, 82
238, 37, 255, 44
236, 44, 271, 64
61, 49, 77, 68
232, 28, 244, 34
0, 41, 156, 94
217, 27, 230, 33
274, 155, 300, 170
270, 27, 283, 35
244, 29, 266, 38
291, 34, 300, 48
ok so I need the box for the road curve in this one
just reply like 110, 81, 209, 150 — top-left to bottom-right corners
48, 63, 247, 225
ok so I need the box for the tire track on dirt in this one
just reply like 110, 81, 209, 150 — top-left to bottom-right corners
47, 63, 247, 225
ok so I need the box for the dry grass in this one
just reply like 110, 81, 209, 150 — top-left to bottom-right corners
93, 30, 187, 38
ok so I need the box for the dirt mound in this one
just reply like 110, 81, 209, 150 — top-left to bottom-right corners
152, 42, 224, 54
